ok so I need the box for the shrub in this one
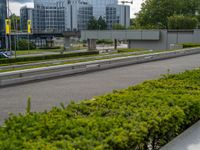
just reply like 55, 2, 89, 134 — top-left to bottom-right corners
182, 43, 200, 48
38, 46, 61, 50
12, 39, 36, 50
112, 24, 126, 30
96, 39, 113, 44
0, 51, 99, 64
168, 15, 198, 29
118, 48, 145, 53
1, 69, 200, 149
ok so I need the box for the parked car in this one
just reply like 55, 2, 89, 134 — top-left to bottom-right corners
0, 52, 9, 59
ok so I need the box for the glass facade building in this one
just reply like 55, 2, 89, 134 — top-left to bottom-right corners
34, 0, 65, 33
23, 0, 65, 33
0, 0, 7, 48
20, 6, 33, 32
65, 0, 93, 31
106, 4, 130, 29
78, 6, 93, 30
86, 0, 117, 18
20, 0, 130, 32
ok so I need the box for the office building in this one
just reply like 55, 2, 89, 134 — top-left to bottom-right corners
0, 0, 7, 48
86, 0, 117, 19
20, 0, 64, 33
106, 4, 130, 29
20, 0, 130, 32
20, 6, 34, 32
65, 0, 93, 31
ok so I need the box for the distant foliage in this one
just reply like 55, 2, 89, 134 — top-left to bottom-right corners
87, 16, 107, 30
168, 15, 198, 29
112, 24, 126, 30
14, 39, 36, 50
134, 0, 200, 29
1, 69, 200, 149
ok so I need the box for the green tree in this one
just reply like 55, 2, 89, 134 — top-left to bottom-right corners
87, 17, 98, 30
168, 15, 198, 29
134, 0, 200, 29
97, 16, 107, 30
87, 16, 107, 30
9, 14, 20, 31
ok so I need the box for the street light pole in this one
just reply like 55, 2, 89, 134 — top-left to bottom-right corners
6, 0, 11, 54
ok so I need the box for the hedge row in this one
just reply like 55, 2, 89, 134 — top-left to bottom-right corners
182, 43, 200, 48
1, 69, 200, 150
0, 51, 99, 64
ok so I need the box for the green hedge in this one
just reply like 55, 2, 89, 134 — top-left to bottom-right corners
0, 51, 99, 64
182, 43, 200, 48
117, 48, 144, 53
96, 39, 113, 44
1, 69, 200, 149
38, 46, 61, 50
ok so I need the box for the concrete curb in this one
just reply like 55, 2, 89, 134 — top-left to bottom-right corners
160, 120, 200, 150
0, 47, 200, 87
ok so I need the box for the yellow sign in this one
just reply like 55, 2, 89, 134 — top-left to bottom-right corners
5, 19, 11, 35
27, 20, 32, 34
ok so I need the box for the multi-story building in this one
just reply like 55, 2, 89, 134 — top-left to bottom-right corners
106, 4, 130, 29
0, 0, 7, 48
65, 0, 93, 31
34, 0, 65, 33
86, 0, 117, 19
20, 6, 34, 32
20, 0, 130, 32
20, 0, 65, 33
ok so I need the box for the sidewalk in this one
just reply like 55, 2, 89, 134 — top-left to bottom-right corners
161, 120, 200, 150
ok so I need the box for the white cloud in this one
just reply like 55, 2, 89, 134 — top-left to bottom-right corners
9, 2, 33, 15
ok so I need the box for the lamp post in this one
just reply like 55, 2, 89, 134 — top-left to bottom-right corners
5, 0, 11, 53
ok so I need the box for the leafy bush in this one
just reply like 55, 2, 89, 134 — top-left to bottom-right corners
168, 15, 198, 29
1, 69, 200, 149
112, 24, 126, 30
96, 39, 113, 44
0, 51, 99, 64
38, 46, 61, 50
118, 48, 145, 53
12, 39, 36, 50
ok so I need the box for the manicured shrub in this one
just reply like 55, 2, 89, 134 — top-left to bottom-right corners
96, 39, 113, 44
182, 43, 200, 48
38, 46, 61, 50
112, 24, 126, 30
1, 69, 200, 149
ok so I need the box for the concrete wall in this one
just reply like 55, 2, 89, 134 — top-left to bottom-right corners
81, 30, 160, 40
129, 30, 200, 50
81, 30, 200, 50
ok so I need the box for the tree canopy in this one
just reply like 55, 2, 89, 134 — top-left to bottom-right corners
134, 0, 200, 29
87, 16, 107, 30
9, 14, 20, 31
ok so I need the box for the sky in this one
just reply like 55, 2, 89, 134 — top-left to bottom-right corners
9, 0, 144, 18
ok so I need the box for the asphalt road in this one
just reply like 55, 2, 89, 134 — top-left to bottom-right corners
1, 53, 200, 124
